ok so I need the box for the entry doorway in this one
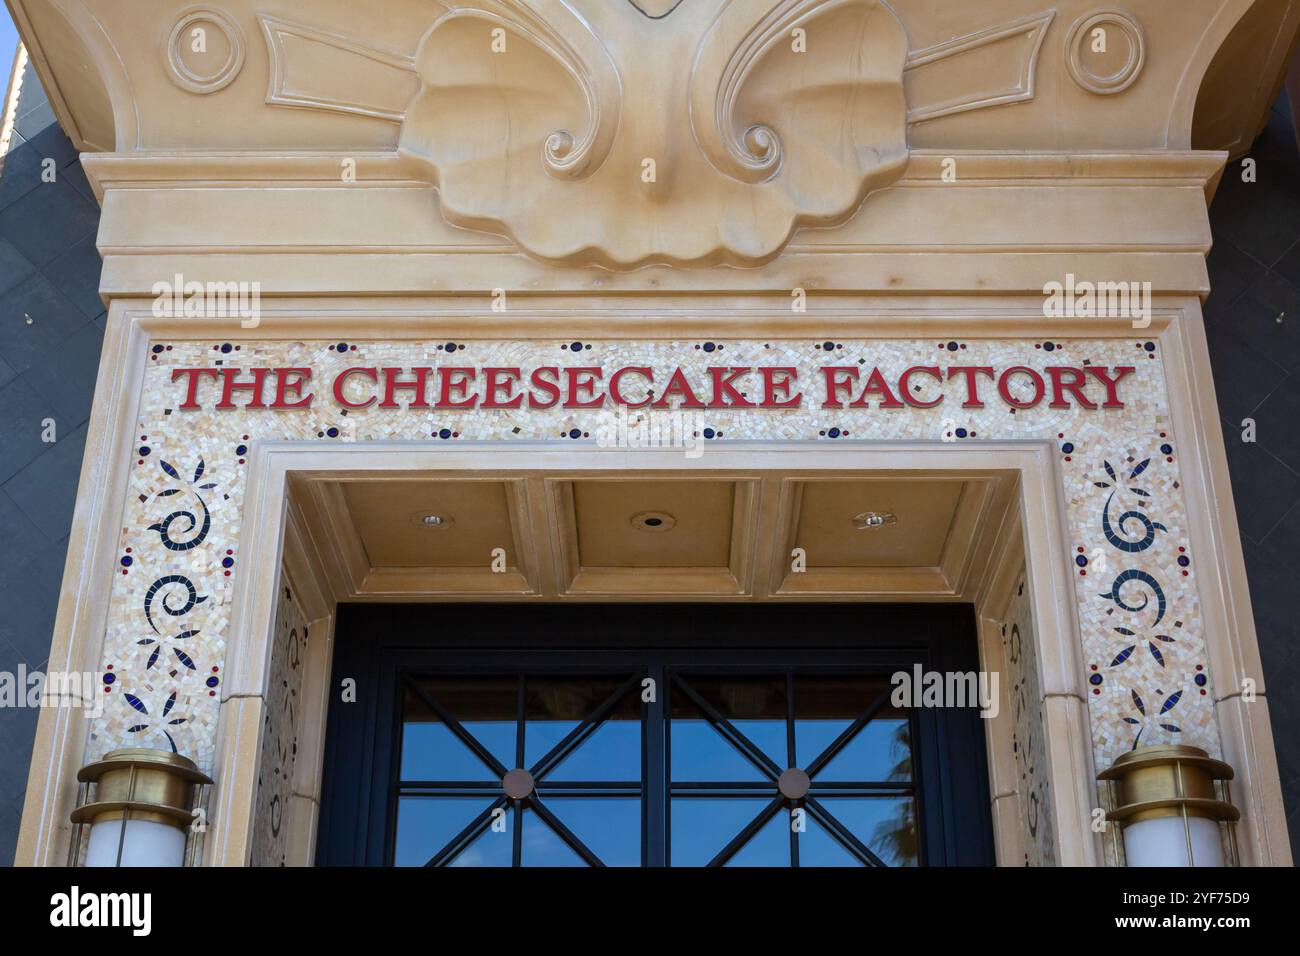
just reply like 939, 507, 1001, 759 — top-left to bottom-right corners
317, 603, 994, 866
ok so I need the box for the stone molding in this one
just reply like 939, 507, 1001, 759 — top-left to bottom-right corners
12, 0, 1258, 268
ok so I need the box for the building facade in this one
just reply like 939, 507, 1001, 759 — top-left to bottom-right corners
6, 0, 1299, 867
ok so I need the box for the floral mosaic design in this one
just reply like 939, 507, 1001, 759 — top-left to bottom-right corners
1003, 571, 1056, 866
249, 572, 307, 867
1083, 455, 1203, 748
86, 337, 1220, 812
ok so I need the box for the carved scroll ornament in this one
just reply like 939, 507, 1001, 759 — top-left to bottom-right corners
398, 0, 910, 268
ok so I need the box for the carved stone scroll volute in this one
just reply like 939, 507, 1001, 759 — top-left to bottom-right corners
397, 0, 620, 257
690, 0, 909, 199
399, 0, 910, 269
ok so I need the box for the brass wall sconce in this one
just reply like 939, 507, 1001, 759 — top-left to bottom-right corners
1100, 744, 1240, 866
70, 748, 211, 867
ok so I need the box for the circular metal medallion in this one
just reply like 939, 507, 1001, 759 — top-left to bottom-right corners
502, 768, 535, 800
778, 767, 811, 800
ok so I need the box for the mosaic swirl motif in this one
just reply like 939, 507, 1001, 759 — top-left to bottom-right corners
89, 338, 1219, 815
1100, 569, 1167, 627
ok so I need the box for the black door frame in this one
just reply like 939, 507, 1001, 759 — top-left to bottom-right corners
317, 603, 995, 866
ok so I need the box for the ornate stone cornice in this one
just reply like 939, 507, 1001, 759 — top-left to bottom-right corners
12, 0, 1260, 271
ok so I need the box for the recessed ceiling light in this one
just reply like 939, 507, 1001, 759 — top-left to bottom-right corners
631, 511, 676, 532
409, 512, 454, 529
852, 511, 897, 530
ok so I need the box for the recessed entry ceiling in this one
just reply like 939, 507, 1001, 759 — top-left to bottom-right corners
290, 470, 1017, 603
792, 480, 964, 568
342, 480, 515, 568
573, 479, 734, 568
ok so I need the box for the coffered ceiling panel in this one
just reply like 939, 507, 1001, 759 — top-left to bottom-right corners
571, 479, 734, 568
551, 478, 757, 596
791, 479, 965, 568
772, 475, 1006, 598
294, 475, 539, 598
341, 479, 515, 568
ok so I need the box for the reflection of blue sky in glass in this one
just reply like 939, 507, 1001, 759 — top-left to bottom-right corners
539, 720, 640, 780
545, 798, 641, 866
670, 675, 909, 781
817, 797, 917, 866
808, 718, 910, 781
402, 676, 518, 778
672, 798, 774, 866
397, 670, 917, 866
724, 810, 788, 867
724, 717, 786, 767
524, 717, 577, 769
800, 815, 864, 866
464, 718, 515, 769
521, 808, 584, 866
794, 716, 852, 767
671, 720, 772, 780
395, 796, 494, 866
401, 722, 500, 780
670, 796, 914, 867
448, 810, 514, 867
403, 715, 644, 781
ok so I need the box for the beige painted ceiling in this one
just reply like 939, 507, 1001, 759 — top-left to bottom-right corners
290, 468, 1019, 603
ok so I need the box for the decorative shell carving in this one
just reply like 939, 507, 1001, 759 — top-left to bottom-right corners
400, 0, 910, 268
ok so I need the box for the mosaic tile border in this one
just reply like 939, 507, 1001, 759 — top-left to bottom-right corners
1004, 570, 1057, 866
248, 569, 307, 867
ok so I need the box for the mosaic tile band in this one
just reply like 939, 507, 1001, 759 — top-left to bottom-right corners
248, 570, 307, 868
1005, 570, 1057, 866
86, 337, 1218, 798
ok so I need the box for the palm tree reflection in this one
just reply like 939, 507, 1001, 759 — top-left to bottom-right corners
870, 721, 918, 865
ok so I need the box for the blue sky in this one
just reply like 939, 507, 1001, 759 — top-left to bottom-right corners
0, 6, 17, 71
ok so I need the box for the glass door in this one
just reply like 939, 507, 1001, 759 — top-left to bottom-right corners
318, 604, 993, 867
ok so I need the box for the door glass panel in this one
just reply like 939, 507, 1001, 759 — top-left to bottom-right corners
381, 657, 953, 867
677, 675, 787, 769
794, 675, 911, 782
545, 797, 642, 866
670, 798, 774, 866
814, 718, 911, 782
525, 675, 641, 780
447, 806, 514, 867
521, 808, 586, 867
669, 697, 769, 782
394, 796, 495, 867
546, 720, 642, 781
723, 809, 790, 867
401, 677, 516, 780
816, 796, 919, 867
799, 814, 866, 867
794, 675, 881, 766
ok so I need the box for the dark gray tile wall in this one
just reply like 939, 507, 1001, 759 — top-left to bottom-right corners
0, 77, 1296, 866
1206, 92, 1300, 863
0, 65, 103, 865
